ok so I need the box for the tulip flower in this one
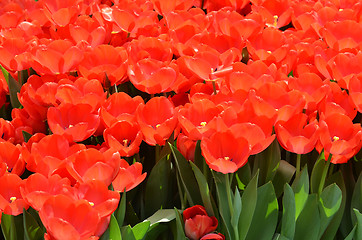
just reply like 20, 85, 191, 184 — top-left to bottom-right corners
183, 205, 218, 240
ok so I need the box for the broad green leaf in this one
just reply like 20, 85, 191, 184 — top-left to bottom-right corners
125, 202, 140, 226
132, 221, 150, 240
318, 184, 342, 239
294, 194, 320, 240
272, 160, 295, 198
239, 171, 259, 240
115, 191, 126, 227
0, 65, 21, 109
354, 208, 362, 240
144, 223, 168, 240
145, 156, 172, 217
231, 187, 242, 240
281, 183, 296, 240
121, 226, 136, 240
190, 161, 214, 216
1, 213, 14, 240
292, 167, 309, 220
236, 162, 251, 189
245, 182, 278, 240
212, 171, 233, 239
174, 208, 185, 240
351, 171, 362, 225
109, 215, 122, 240
254, 139, 281, 185
145, 209, 176, 226
23, 208, 44, 240
322, 171, 347, 240
194, 140, 203, 171
310, 152, 326, 194
343, 225, 356, 240
169, 143, 202, 206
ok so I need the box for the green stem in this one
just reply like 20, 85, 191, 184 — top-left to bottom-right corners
296, 154, 301, 179
155, 144, 160, 163
225, 174, 234, 216
318, 153, 332, 195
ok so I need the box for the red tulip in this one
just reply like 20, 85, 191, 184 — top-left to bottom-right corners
104, 120, 143, 157
0, 173, 28, 216
136, 97, 177, 146
47, 103, 100, 142
39, 195, 100, 240
112, 159, 147, 192
201, 130, 251, 174
201, 233, 225, 240
183, 205, 218, 240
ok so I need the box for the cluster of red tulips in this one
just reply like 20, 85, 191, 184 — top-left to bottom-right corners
0, 0, 362, 239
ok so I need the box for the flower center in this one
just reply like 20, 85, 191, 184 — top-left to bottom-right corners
88, 201, 95, 207
333, 136, 340, 142
10, 197, 16, 203
156, 124, 161, 128
273, 15, 278, 27
200, 122, 207, 127
224, 156, 230, 161
123, 139, 129, 147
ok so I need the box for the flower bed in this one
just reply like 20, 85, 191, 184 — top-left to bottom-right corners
0, 0, 362, 239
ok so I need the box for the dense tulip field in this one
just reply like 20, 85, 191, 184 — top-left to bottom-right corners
0, 0, 362, 239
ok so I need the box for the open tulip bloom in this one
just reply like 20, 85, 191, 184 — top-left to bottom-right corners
0, 0, 361, 239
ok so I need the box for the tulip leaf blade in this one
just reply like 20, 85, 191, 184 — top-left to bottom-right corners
231, 187, 242, 240
23, 208, 44, 240
311, 152, 326, 194
132, 221, 150, 240
0, 65, 22, 109
318, 184, 342, 239
1, 213, 14, 240
190, 161, 214, 216
281, 183, 296, 240
344, 225, 357, 240
292, 166, 309, 220
294, 194, 320, 240
169, 143, 202, 206
173, 208, 186, 240
120, 226, 136, 240
144, 209, 176, 226
245, 182, 278, 240
115, 191, 126, 228
109, 214, 122, 240
272, 160, 295, 198
239, 171, 259, 240
321, 171, 346, 240
353, 208, 362, 240
212, 171, 235, 239
145, 156, 172, 217
351, 171, 362, 226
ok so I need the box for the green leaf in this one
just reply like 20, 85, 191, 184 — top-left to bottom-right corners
1, 213, 14, 240
354, 208, 362, 240
194, 140, 204, 171
109, 214, 122, 240
169, 143, 202, 206
145, 209, 176, 226
245, 182, 278, 240
343, 225, 356, 240
272, 160, 295, 198
254, 138, 281, 185
231, 187, 242, 240
294, 194, 320, 240
351, 171, 362, 226
239, 171, 259, 240
212, 171, 233, 239
310, 152, 326, 194
318, 184, 342, 239
292, 166, 309, 220
121, 226, 136, 240
22, 131, 33, 143
23, 208, 44, 240
145, 156, 172, 217
132, 221, 150, 240
174, 208, 185, 240
190, 161, 214, 216
144, 223, 168, 240
0, 65, 22, 109
115, 191, 126, 227
321, 171, 347, 240
236, 162, 251, 189
281, 183, 296, 240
